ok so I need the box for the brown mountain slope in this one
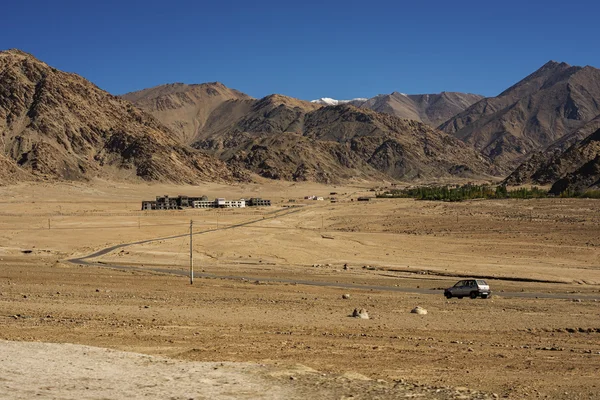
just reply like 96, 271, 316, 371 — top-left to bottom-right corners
439, 61, 600, 170
549, 155, 600, 194
121, 82, 252, 144
0, 152, 28, 184
506, 126, 600, 194
505, 115, 600, 185
0, 49, 244, 183
358, 92, 483, 127
537, 127, 600, 194
192, 95, 496, 183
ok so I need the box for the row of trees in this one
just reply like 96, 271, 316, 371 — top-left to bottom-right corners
558, 189, 600, 199
377, 184, 556, 202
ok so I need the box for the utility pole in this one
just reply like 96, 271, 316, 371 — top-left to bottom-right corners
189, 220, 194, 285
48, 218, 50, 230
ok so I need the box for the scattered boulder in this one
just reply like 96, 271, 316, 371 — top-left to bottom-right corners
352, 308, 369, 319
411, 306, 427, 315
342, 294, 350, 299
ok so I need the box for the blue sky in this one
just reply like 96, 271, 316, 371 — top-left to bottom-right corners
1, 0, 598, 100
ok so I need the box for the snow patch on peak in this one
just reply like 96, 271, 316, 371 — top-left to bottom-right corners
311, 97, 368, 106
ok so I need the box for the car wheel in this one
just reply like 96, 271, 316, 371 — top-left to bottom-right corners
457, 296, 463, 299
481, 294, 488, 299
445, 294, 452, 299
470, 291, 478, 299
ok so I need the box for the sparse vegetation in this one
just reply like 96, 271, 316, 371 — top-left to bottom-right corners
559, 189, 600, 199
377, 184, 554, 202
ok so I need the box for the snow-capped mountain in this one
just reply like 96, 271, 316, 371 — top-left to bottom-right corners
310, 97, 368, 106
311, 91, 483, 127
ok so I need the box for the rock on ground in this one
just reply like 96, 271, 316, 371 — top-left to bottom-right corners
411, 306, 428, 315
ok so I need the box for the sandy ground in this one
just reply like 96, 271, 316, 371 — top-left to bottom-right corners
1, 180, 600, 399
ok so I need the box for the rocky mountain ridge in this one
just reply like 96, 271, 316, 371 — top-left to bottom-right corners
505, 115, 600, 187
189, 95, 496, 183
0, 49, 245, 184
440, 61, 600, 171
311, 92, 483, 127
125, 83, 496, 183
121, 82, 251, 145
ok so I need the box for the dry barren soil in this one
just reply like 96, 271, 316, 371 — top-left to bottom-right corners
0, 181, 599, 399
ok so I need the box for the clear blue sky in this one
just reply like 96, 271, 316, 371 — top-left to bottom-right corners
1, 0, 598, 100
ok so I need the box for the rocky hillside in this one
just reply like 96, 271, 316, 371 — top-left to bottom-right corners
0, 153, 27, 184
121, 82, 251, 144
510, 126, 600, 194
505, 125, 600, 194
549, 155, 600, 195
505, 115, 600, 186
191, 94, 496, 183
439, 61, 600, 170
0, 50, 244, 183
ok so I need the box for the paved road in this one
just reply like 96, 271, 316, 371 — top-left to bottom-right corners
67, 207, 600, 302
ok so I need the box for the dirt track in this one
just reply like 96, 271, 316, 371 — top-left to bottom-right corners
1, 181, 599, 399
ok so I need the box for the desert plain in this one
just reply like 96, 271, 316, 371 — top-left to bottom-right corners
0, 180, 599, 399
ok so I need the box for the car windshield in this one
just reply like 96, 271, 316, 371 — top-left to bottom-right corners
476, 280, 487, 285
453, 281, 464, 287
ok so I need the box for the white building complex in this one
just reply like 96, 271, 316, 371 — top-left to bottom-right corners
142, 195, 270, 210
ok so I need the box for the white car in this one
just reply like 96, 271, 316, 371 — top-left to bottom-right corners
444, 279, 491, 299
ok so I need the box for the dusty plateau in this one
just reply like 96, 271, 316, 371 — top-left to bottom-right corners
0, 181, 599, 399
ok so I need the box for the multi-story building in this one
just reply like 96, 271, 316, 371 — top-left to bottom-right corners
142, 195, 258, 210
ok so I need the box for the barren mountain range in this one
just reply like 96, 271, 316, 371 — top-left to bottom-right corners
1, 49, 600, 190
125, 87, 495, 182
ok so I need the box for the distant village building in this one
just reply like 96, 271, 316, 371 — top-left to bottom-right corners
304, 195, 324, 201
141, 195, 267, 210
357, 197, 371, 202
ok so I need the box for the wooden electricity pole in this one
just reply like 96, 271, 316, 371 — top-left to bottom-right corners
189, 220, 194, 285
